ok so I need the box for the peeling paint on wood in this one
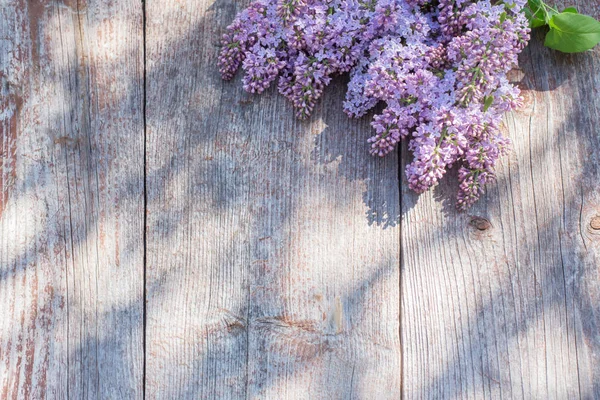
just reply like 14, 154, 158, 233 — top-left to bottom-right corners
2, 0, 599, 398
0, 0, 144, 398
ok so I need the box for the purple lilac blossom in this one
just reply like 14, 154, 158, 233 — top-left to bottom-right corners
218, 0, 530, 208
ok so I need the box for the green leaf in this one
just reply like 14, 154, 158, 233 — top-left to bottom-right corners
545, 8, 558, 20
524, 7, 547, 28
525, 0, 555, 27
483, 95, 494, 112
545, 12, 600, 53
531, 16, 547, 28
526, 0, 546, 20
562, 7, 578, 13
527, 0, 542, 11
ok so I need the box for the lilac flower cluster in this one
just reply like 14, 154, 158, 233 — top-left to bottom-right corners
218, 0, 530, 208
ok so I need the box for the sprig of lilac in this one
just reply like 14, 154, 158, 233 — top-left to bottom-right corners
218, 0, 530, 209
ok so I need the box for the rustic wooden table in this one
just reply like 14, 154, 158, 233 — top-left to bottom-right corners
1, 0, 599, 398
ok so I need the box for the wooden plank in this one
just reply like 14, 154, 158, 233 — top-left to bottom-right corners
145, 0, 401, 398
400, 1, 600, 398
0, 0, 144, 398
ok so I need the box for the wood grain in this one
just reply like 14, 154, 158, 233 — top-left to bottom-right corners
0, 0, 144, 398
400, 1, 600, 398
3, 0, 600, 397
144, 0, 401, 398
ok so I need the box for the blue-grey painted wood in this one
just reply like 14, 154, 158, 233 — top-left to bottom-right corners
400, 1, 600, 398
144, 0, 401, 398
0, 0, 144, 398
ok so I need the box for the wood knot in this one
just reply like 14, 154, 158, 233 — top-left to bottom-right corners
590, 216, 600, 231
470, 216, 491, 231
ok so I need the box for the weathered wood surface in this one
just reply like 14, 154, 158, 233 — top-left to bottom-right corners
1, 0, 600, 399
0, 0, 144, 398
144, 0, 400, 398
400, 1, 600, 398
